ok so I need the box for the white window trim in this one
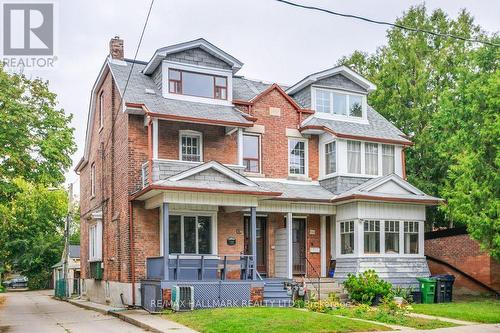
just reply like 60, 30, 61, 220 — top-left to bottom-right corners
179, 130, 203, 162
311, 87, 368, 124
288, 137, 309, 178
336, 219, 424, 258
162, 60, 233, 106
242, 133, 262, 174
88, 220, 102, 262
90, 163, 96, 198
160, 210, 217, 257
98, 91, 104, 131
322, 139, 338, 177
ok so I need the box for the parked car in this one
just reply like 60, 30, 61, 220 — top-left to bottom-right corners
2, 276, 28, 289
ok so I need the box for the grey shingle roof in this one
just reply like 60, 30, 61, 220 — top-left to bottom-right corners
255, 181, 335, 201
232, 77, 271, 101
302, 106, 411, 143
108, 59, 252, 125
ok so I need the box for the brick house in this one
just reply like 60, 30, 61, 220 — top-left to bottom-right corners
76, 37, 442, 308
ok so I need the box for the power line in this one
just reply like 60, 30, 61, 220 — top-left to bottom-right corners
102, 0, 155, 155
274, 0, 499, 47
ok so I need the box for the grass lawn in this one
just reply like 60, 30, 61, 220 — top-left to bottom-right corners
163, 307, 390, 333
330, 307, 457, 330
412, 299, 500, 323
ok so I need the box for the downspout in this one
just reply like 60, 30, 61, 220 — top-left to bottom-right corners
128, 201, 136, 305
147, 116, 153, 185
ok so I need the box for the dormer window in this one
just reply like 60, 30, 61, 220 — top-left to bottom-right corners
168, 69, 227, 100
313, 88, 366, 118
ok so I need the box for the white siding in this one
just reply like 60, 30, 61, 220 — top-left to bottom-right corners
274, 229, 288, 278
358, 202, 425, 220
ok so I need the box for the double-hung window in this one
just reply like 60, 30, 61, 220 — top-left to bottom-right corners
243, 134, 260, 173
168, 69, 227, 100
325, 141, 336, 174
289, 139, 306, 175
365, 143, 379, 175
340, 221, 354, 255
382, 144, 395, 175
404, 221, 419, 254
180, 131, 202, 162
169, 215, 212, 254
385, 221, 400, 254
364, 220, 380, 254
315, 90, 331, 113
347, 140, 361, 174
88, 221, 102, 261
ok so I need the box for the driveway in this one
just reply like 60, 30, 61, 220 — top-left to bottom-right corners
0, 290, 147, 333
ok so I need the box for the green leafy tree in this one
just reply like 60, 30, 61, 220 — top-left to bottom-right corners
338, 5, 486, 226
0, 66, 75, 199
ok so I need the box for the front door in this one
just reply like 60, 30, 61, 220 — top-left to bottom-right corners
292, 218, 306, 275
244, 216, 267, 275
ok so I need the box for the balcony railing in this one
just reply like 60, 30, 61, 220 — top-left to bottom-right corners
146, 254, 256, 281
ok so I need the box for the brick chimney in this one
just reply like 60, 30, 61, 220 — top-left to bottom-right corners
109, 36, 124, 60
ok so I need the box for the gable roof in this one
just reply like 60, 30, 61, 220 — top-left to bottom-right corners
331, 174, 443, 204
143, 38, 243, 75
168, 161, 257, 187
300, 106, 412, 145
286, 65, 377, 95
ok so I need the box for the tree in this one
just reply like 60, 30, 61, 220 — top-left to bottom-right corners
437, 42, 499, 258
0, 66, 76, 200
0, 178, 67, 288
338, 5, 486, 226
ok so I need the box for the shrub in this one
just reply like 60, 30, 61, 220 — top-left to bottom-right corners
343, 270, 392, 304
294, 299, 306, 308
0, 285, 4, 293
307, 300, 328, 313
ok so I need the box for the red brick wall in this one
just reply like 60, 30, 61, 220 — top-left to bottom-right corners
306, 215, 321, 277
425, 234, 500, 293
247, 89, 319, 180
132, 202, 160, 280
157, 120, 238, 164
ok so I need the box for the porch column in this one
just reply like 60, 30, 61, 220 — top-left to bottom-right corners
320, 215, 326, 277
162, 202, 169, 281
250, 207, 257, 280
286, 212, 293, 279
152, 118, 158, 159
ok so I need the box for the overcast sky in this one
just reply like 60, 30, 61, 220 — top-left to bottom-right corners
17, 0, 500, 191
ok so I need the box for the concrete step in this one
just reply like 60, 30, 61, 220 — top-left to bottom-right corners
264, 286, 286, 292
264, 291, 289, 298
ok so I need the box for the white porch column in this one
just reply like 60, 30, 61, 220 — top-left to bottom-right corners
152, 118, 158, 159
237, 128, 244, 166
286, 212, 293, 279
320, 215, 327, 277
162, 202, 169, 281
330, 215, 336, 260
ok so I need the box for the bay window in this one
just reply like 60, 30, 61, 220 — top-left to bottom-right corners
169, 215, 213, 254
385, 221, 400, 254
404, 221, 419, 254
382, 144, 395, 175
243, 134, 260, 173
365, 143, 378, 175
289, 139, 306, 175
347, 140, 361, 174
340, 221, 354, 255
314, 88, 365, 118
168, 69, 227, 100
180, 131, 202, 162
364, 220, 380, 254
325, 141, 336, 174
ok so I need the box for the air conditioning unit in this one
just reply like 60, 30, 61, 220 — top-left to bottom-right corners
171, 286, 194, 311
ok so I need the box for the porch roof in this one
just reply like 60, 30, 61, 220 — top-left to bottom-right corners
254, 180, 335, 202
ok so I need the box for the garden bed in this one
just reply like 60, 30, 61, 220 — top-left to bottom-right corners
163, 307, 390, 333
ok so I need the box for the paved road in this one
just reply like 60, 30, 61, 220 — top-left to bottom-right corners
0, 290, 147, 333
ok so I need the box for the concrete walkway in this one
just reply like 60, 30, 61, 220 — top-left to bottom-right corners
68, 297, 198, 333
407, 312, 477, 325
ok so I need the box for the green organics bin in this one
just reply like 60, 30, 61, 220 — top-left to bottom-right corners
416, 277, 436, 304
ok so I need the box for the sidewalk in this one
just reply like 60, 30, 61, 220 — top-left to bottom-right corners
67, 298, 198, 333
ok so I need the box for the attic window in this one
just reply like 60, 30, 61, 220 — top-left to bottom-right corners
168, 69, 227, 100
314, 88, 365, 118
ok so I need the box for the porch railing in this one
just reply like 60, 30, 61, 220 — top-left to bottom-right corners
146, 254, 256, 281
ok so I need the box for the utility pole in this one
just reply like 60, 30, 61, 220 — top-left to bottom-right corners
62, 183, 73, 298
